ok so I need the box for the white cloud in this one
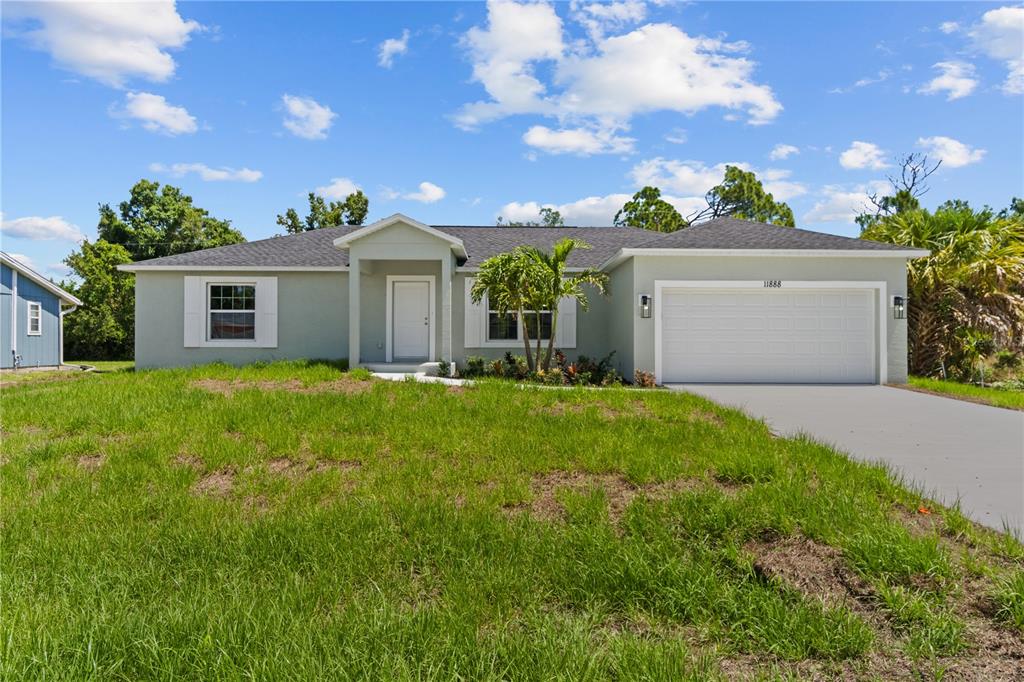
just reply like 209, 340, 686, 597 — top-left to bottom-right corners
839, 141, 889, 170
1, 214, 85, 242
499, 191, 708, 226
4, 1, 201, 87
830, 68, 892, 94
939, 21, 960, 34
570, 0, 646, 41
378, 29, 410, 68
916, 136, 986, 168
149, 162, 262, 182
804, 181, 889, 224
969, 6, 1024, 95
522, 124, 634, 155
629, 158, 807, 201
281, 95, 337, 139
455, 1, 781, 140
404, 181, 446, 203
315, 177, 361, 199
665, 128, 687, 144
918, 61, 978, 100
769, 143, 799, 160
5, 253, 39, 272
116, 92, 197, 135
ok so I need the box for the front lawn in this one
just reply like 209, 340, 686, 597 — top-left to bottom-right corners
2, 362, 1022, 679
906, 376, 1024, 411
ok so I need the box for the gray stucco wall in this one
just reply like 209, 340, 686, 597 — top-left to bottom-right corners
629, 255, 911, 383
134, 270, 348, 369
604, 262, 636, 380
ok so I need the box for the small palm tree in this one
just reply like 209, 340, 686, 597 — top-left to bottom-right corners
521, 238, 609, 372
470, 251, 544, 371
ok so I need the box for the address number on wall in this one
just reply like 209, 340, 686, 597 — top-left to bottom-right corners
763, 280, 783, 288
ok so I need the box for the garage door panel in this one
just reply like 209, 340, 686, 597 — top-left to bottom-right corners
661, 288, 876, 384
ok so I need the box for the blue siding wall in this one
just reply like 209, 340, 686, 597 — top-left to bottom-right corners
0, 263, 63, 368
0, 264, 11, 368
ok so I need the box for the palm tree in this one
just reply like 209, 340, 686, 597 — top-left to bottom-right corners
861, 204, 1024, 377
521, 238, 609, 372
470, 251, 544, 371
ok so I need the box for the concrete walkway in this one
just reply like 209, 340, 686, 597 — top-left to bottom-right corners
669, 384, 1024, 536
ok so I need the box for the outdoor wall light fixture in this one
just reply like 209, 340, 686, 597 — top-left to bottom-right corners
639, 294, 652, 319
893, 295, 906, 319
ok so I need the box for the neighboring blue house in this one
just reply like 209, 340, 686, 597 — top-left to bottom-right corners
1, 252, 82, 369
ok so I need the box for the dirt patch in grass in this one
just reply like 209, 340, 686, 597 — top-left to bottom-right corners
533, 399, 654, 420
749, 536, 873, 609
192, 469, 235, 497
77, 454, 105, 471
746, 535, 1024, 680
687, 409, 725, 426
503, 471, 709, 524
174, 453, 203, 470
192, 377, 374, 397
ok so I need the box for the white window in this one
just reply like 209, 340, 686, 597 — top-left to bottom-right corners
208, 284, 256, 340
184, 276, 277, 349
27, 301, 41, 336
487, 307, 552, 342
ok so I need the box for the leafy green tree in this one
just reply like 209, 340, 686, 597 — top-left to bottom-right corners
520, 238, 609, 371
539, 208, 564, 227
496, 207, 564, 227
861, 203, 1024, 377
277, 190, 369, 233
61, 241, 135, 360
689, 165, 795, 227
97, 179, 244, 261
614, 186, 686, 232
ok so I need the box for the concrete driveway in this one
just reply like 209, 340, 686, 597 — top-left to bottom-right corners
669, 385, 1024, 536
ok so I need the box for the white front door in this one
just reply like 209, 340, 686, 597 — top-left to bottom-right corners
660, 287, 876, 384
392, 280, 431, 360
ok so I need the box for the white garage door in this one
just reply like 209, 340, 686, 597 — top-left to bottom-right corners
660, 288, 876, 384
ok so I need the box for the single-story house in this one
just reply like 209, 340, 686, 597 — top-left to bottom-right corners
1, 251, 83, 369
120, 213, 928, 384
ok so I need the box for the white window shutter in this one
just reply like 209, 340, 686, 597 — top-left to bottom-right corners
257, 277, 278, 348
183, 276, 202, 347
464, 277, 483, 348
555, 296, 577, 349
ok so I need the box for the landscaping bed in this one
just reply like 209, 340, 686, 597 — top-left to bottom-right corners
2, 361, 1022, 679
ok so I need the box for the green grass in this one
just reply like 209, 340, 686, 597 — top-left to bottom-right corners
2, 361, 1021, 680
907, 376, 1024, 411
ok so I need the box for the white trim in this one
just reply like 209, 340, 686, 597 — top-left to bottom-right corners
1, 252, 82, 305
26, 301, 42, 336
385, 275, 436, 362
333, 213, 468, 258
118, 265, 346, 272
193, 276, 277, 348
9, 270, 17, 355
600, 247, 930, 271
206, 282, 256, 345
653, 280, 888, 385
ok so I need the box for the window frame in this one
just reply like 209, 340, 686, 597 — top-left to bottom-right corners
26, 301, 42, 336
484, 294, 552, 346
204, 280, 259, 346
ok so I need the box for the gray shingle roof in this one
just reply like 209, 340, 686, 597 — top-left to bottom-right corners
639, 217, 915, 251
126, 217, 916, 270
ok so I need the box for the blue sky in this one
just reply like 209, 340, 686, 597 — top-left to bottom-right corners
2, 1, 1022, 279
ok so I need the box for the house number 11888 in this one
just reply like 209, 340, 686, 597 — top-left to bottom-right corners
763, 280, 782, 288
